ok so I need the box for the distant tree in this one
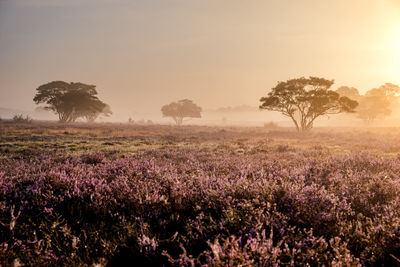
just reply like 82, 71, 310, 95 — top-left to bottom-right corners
367, 83, 400, 104
259, 77, 358, 132
161, 99, 202, 125
356, 83, 400, 124
356, 95, 391, 124
335, 86, 361, 101
84, 104, 112, 122
33, 81, 111, 123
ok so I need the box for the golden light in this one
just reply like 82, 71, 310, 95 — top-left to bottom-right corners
390, 26, 400, 73
380, 24, 400, 78
392, 27, 400, 52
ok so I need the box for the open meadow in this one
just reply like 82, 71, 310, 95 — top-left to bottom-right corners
1, 122, 400, 266
2, 0, 400, 266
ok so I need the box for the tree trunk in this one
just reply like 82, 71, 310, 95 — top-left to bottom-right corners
289, 116, 300, 132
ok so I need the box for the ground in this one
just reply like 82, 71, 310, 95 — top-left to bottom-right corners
1, 122, 400, 266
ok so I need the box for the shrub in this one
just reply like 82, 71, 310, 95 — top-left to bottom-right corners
12, 114, 33, 124
1, 149, 400, 265
264, 121, 279, 128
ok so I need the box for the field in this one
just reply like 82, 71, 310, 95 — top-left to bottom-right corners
1, 122, 400, 266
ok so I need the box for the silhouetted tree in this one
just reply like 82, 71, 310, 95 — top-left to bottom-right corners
356, 83, 400, 124
161, 99, 202, 125
260, 77, 358, 131
84, 104, 112, 122
335, 86, 361, 101
368, 83, 400, 103
33, 81, 111, 122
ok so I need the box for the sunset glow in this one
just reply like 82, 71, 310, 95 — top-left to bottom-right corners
3, 1, 400, 265
0, 0, 400, 122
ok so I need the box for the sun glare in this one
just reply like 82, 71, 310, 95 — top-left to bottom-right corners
391, 26, 400, 72
392, 26, 400, 50
381, 24, 400, 78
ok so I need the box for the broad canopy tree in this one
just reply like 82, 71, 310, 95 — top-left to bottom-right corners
260, 77, 358, 131
161, 99, 202, 125
33, 81, 111, 123
336, 83, 400, 124
365, 83, 397, 124
335, 86, 361, 101
358, 83, 400, 124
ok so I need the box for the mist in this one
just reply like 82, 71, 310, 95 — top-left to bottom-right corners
3, 1, 400, 265
1, 0, 400, 126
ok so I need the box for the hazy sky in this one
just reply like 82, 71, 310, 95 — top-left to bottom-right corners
0, 0, 399, 118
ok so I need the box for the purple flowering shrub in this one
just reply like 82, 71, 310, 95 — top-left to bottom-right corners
1, 147, 400, 266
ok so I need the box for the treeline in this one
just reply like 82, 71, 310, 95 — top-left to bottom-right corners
32, 78, 400, 130
336, 83, 400, 124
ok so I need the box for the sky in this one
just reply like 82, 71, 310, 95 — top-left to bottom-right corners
0, 0, 400, 121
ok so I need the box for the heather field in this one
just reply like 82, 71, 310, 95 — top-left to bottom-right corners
1, 122, 400, 266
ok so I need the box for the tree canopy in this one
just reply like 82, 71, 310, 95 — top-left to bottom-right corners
361, 83, 398, 124
33, 81, 111, 122
336, 83, 400, 124
161, 99, 202, 125
335, 86, 361, 101
260, 77, 358, 131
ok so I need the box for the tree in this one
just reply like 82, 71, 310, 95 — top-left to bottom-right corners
83, 104, 112, 122
33, 81, 111, 123
335, 86, 361, 101
161, 99, 202, 125
356, 83, 400, 124
356, 94, 390, 124
367, 83, 400, 103
259, 77, 358, 132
